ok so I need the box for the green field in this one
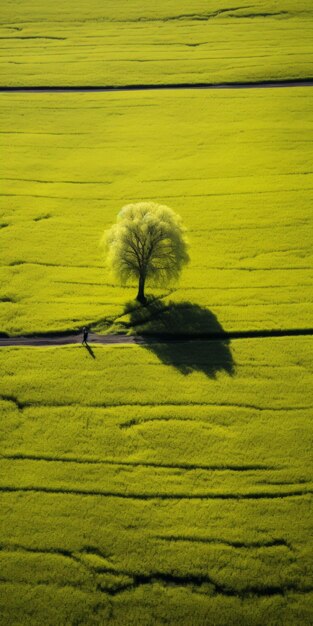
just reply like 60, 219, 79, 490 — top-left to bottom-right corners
1, 1, 313, 87
1, 88, 312, 335
1, 2, 313, 624
1, 337, 312, 625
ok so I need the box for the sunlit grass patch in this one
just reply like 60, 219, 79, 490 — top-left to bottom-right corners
1, 1, 313, 86
0, 338, 312, 624
0, 88, 312, 334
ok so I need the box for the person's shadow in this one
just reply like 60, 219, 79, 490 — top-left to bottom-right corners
84, 342, 96, 359
126, 299, 235, 379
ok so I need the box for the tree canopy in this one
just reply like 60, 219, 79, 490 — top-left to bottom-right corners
103, 202, 189, 303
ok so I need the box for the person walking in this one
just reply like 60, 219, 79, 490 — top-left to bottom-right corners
82, 326, 89, 344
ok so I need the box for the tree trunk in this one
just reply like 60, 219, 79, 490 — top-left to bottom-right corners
136, 275, 146, 304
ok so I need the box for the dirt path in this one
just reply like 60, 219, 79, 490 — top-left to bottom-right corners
0, 333, 144, 347
1, 328, 313, 347
1, 80, 313, 93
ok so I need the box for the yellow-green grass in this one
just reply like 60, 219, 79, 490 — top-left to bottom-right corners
0, 88, 312, 335
1, 1, 313, 87
0, 337, 312, 625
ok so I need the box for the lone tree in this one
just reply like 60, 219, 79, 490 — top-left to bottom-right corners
103, 202, 189, 303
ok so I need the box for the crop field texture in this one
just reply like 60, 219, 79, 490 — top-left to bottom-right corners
1, 1, 313, 87
1, 2, 313, 625
1, 88, 313, 335
0, 338, 313, 625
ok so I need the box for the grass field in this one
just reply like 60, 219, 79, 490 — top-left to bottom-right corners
1, 88, 312, 335
0, 337, 312, 625
1, 3, 313, 624
1, 1, 313, 87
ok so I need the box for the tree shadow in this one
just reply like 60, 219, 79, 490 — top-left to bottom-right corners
127, 299, 235, 379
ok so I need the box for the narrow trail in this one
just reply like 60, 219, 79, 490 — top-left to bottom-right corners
0, 328, 313, 347
1, 79, 313, 93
